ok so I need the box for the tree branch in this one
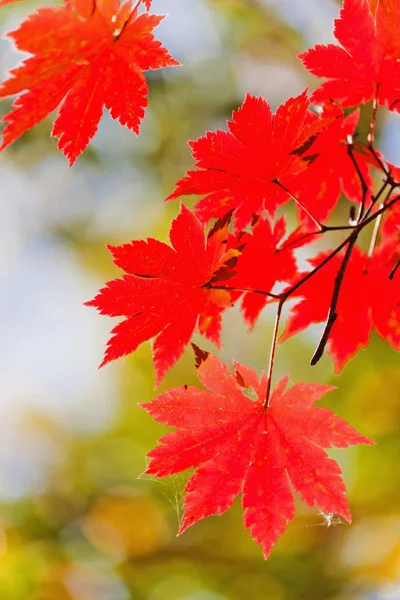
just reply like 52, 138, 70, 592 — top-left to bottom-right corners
347, 143, 369, 222
310, 234, 358, 366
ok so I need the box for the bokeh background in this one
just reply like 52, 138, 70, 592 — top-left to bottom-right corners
0, 0, 400, 598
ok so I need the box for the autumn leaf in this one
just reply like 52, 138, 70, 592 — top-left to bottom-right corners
86, 205, 240, 385
281, 241, 400, 370
229, 216, 298, 326
299, 0, 400, 110
167, 90, 329, 231
0, 0, 179, 164
142, 351, 372, 558
293, 103, 372, 226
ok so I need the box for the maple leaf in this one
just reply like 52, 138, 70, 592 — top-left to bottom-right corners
369, 228, 400, 350
281, 242, 400, 370
298, 0, 400, 110
167, 90, 329, 231
0, 0, 179, 164
381, 200, 400, 244
86, 205, 240, 385
229, 216, 298, 326
293, 103, 372, 226
143, 351, 372, 558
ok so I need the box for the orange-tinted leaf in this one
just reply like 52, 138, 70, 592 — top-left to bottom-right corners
299, 0, 400, 110
0, 1, 178, 164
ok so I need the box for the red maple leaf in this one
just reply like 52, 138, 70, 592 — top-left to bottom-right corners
281, 241, 400, 370
293, 103, 372, 226
143, 350, 372, 558
381, 194, 400, 243
167, 91, 329, 231
229, 216, 298, 326
298, 0, 400, 110
0, 0, 178, 164
86, 205, 240, 385
369, 231, 400, 350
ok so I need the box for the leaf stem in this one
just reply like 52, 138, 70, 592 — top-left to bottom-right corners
264, 299, 284, 408
273, 179, 326, 231
368, 144, 389, 176
207, 283, 280, 299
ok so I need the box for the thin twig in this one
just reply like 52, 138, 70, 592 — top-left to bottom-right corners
281, 237, 352, 300
278, 229, 322, 252
369, 145, 389, 175
363, 178, 391, 220
278, 222, 357, 253
207, 283, 280, 299
389, 259, 400, 280
273, 179, 326, 231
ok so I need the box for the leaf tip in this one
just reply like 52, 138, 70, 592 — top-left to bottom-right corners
191, 343, 209, 369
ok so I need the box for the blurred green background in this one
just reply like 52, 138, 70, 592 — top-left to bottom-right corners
0, 0, 400, 598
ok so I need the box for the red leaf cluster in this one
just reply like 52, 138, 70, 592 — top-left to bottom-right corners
2, 0, 399, 559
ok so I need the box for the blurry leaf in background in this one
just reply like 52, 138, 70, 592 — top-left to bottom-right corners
82, 487, 170, 559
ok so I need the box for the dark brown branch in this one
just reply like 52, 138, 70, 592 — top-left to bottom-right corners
389, 259, 400, 280
347, 143, 369, 221
310, 234, 358, 366
281, 237, 352, 300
